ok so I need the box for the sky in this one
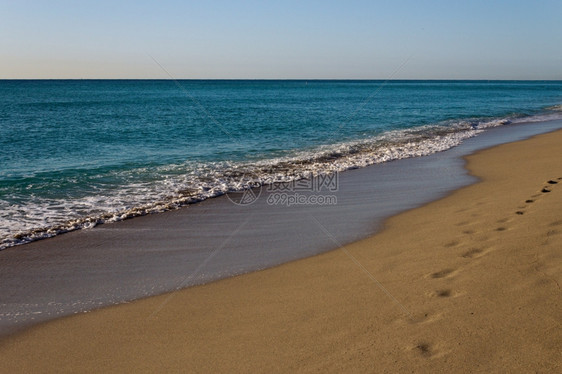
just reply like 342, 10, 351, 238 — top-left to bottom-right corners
1, 0, 561, 79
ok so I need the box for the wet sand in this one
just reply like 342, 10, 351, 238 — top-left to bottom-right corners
1, 129, 561, 372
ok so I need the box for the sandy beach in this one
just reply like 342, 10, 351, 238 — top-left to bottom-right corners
1, 129, 561, 373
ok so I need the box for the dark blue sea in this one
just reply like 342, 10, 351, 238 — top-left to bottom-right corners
1, 80, 562, 248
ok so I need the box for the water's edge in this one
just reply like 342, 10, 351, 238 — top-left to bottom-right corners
1, 119, 562, 338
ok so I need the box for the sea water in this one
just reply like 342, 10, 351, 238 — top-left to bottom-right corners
1, 80, 561, 248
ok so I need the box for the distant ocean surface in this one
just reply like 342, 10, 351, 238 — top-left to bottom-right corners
1, 80, 562, 249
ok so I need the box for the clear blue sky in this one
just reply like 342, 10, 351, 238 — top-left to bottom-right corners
1, 0, 561, 79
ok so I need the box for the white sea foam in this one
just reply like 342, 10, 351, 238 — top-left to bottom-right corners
544, 104, 562, 112
2, 111, 562, 250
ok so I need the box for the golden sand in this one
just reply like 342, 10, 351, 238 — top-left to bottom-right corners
1, 130, 561, 373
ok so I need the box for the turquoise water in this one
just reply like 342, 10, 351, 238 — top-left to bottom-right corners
1, 80, 562, 248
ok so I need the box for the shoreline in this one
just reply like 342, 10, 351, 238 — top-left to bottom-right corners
1, 120, 562, 337
1, 128, 561, 371
3, 102, 562, 252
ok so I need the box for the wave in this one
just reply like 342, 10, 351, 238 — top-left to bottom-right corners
2, 109, 562, 250
544, 104, 562, 111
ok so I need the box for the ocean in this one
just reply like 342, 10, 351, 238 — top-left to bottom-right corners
1, 80, 562, 249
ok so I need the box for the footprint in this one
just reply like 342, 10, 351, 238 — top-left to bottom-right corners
436, 289, 451, 297
415, 342, 432, 356
461, 248, 483, 258
541, 188, 551, 193
547, 180, 558, 184
549, 220, 562, 227
546, 229, 560, 237
496, 227, 507, 231
546, 230, 560, 236
444, 240, 460, 248
431, 268, 455, 279
525, 200, 534, 203
515, 211, 525, 215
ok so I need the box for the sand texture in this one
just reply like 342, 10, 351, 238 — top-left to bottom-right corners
1, 130, 561, 373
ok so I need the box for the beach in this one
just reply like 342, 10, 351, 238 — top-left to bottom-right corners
1, 128, 560, 372
3, 0, 562, 371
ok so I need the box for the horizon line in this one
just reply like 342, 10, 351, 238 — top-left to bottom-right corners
2, 78, 562, 82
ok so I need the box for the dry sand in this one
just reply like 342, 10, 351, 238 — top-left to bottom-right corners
1, 130, 561, 373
